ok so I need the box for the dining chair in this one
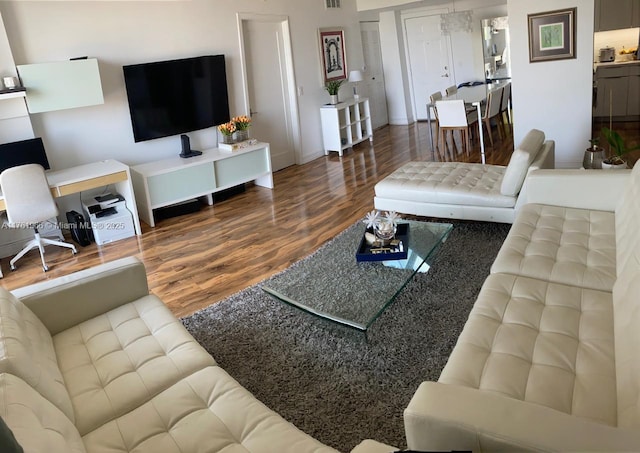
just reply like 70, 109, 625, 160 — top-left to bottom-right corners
0, 164, 77, 272
445, 85, 457, 96
499, 82, 512, 134
435, 99, 478, 156
480, 86, 504, 148
429, 91, 443, 147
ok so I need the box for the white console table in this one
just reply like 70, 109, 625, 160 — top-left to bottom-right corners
131, 142, 273, 227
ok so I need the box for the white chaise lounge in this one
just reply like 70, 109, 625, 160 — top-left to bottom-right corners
374, 129, 554, 223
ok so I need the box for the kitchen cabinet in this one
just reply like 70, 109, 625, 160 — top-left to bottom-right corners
594, 63, 640, 118
594, 0, 640, 31
628, 65, 640, 116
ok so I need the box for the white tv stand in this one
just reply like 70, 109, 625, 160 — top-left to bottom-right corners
131, 142, 273, 227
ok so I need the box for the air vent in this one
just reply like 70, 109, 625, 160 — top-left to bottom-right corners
325, 0, 341, 8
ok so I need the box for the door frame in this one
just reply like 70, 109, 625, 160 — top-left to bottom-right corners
237, 13, 301, 165
360, 20, 389, 129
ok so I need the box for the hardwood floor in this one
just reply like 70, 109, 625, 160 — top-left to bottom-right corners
0, 118, 614, 318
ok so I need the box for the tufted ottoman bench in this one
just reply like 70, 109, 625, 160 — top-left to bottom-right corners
374, 129, 554, 223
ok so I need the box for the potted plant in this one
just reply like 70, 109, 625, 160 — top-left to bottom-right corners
324, 80, 343, 105
601, 127, 640, 169
218, 121, 236, 144
232, 115, 251, 142
583, 137, 604, 169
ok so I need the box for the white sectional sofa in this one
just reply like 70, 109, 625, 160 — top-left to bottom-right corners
403, 162, 640, 451
374, 129, 555, 223
0, 257, 339, 453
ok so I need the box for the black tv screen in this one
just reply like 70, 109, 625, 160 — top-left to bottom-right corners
123, 55, 230, 142
0, 138, 50, 174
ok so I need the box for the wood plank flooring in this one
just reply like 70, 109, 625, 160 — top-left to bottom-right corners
1, 118, 636, 318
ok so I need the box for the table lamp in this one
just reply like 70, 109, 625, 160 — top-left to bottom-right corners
349, 70, 364, 99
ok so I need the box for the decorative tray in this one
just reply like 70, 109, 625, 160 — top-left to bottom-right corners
356, 223, 409, 262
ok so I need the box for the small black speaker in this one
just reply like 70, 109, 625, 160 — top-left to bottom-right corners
181, 134, 190, 153
179, 134, 202, 158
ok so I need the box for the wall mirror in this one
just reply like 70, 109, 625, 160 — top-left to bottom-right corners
481, 16, 511, 81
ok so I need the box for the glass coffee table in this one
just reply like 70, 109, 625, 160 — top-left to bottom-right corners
262, 220, 453, 331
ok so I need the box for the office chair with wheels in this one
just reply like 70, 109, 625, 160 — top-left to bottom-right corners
0, 164, 77, 272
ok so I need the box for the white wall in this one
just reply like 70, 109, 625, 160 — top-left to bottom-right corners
379, 10, 414, 124
0, 0, 365, 169
508, 0, 595, 168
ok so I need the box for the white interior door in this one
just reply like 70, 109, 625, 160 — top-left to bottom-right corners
241, 17, 296, 171
404, 14, 454, 120
360, 21, 388, 130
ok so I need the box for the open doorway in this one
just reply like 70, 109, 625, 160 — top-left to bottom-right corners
237, 14, 300, 171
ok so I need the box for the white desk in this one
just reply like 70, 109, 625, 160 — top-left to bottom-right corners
427, 81, 508, 164
0, 159, 142, 235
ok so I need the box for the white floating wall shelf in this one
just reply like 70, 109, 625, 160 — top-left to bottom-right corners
16, 58, 104, 114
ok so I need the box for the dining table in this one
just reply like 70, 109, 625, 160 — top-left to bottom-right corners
426, 80, 509, 164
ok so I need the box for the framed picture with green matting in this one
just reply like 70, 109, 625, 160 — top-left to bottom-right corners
528, 8, 576, 62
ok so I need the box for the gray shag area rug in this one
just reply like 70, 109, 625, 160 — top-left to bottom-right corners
181, 220, 510, 452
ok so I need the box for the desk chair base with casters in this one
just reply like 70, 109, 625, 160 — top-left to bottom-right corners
0, 164, 77, 274
7, 225, 76, 272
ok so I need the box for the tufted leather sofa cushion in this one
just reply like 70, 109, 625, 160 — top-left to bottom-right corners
491, 203, 617, 291
53, 294, 216, 435
612, 257, 640, 428
0, 288, 75, 422
613, 161, 640, 428
374, 161, 515, 208
500, 129, 545, 196
0, 373, 86, 453
82, 366, 337, 453
615, 160, 640, 275
439, 272, 616, 426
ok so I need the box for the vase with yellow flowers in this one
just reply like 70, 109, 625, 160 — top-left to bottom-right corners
218, 122, 236, 144
232, 115, 251, 142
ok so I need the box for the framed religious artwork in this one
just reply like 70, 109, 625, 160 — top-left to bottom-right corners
528, 8, 576, 62
319, 28, 347, 83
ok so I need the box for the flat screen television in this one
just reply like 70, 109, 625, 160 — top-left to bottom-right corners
0, 138, 50, 174
123, 55, 230, 142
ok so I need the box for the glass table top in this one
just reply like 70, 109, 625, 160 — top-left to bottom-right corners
262, 220, 453, 331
